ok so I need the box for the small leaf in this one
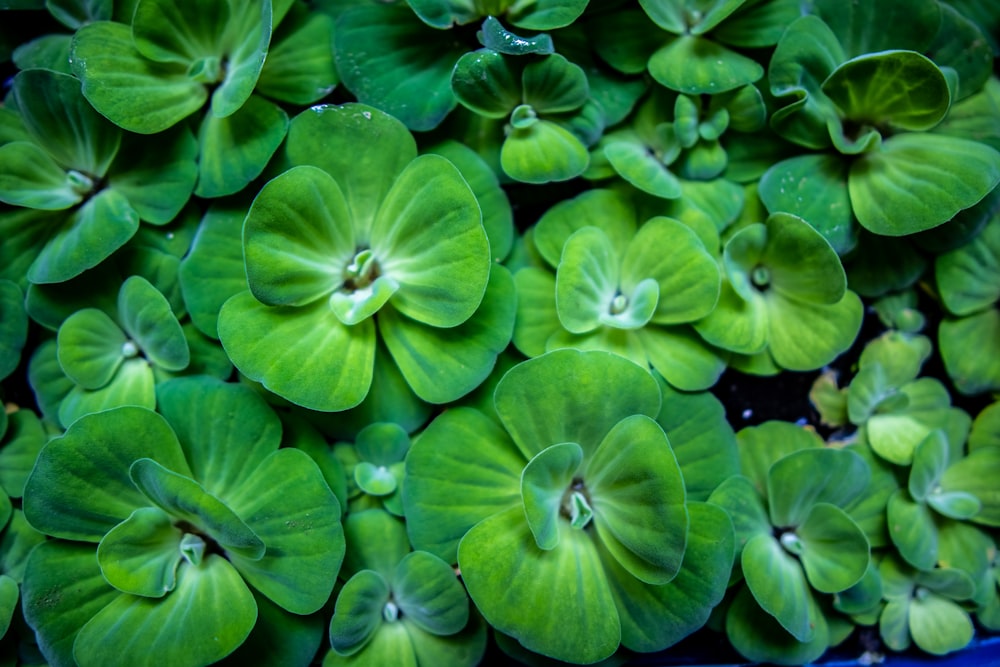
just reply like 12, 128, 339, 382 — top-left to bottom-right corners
521, 54, 588, 114
603, 140, 682, 200
56, 308, 127, 390
909, 430, 950, 502
328, 570, 389, 656
255, 5, 338, 105
767, 447, 870, 528
0, 142, 83, 210
796, 503, 870, 594
394, 551, 469, 635
118, 276, 189, 372
909, 593, 974, 655
887, 489, 939, 571
478, 16, 553, 55
451, 49, 521, 119
500, 118, 590, 183
555, 226, 619, 334
741, 532, 816, 642
96, 506, 182, 597
355, 462, 397, 497
649, 35, 763, 95
521, 442, 583, 550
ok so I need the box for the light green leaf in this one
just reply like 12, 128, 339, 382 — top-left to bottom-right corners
555, 226, 619, 334
285, 103, 416, 243
726, 585, 829, 665
639, 325, 729, 392
866, 378, 955, 465
24, 406, 189, 541
521, 442, 584, 551
495, 349, 661, 461
107, 124, 198, 225
766, 290, 863, 371
909, 430, 950, 502
639, 0, 745, 34
850, 133, 1000, 235
96, 506, 182, 597
403, 407, 524, 562
373, 154, 489, 328
342, 509, 409, 582
533, 189, 637, 268
458, 506, 621, 664
603, 140, 682, 200
707, 474, 771, 555
588, 414, 688, 585
56, 308, 127, 390
211, 0, 272, 118
796, 503, 870, 593
767, 447, 870, 528
0, 141, 83, 210
218, 292, 375, 411
735, 420, 823, 497
378, 264, 515, 404
940, 309, 1000, 396
741, 532, 816, 642
501, 118, 590, 184
256, 6, 338, 105
73, 555, 257, 667
219, 448, 346, 614
909, 593, 974, 655
887, 489, 939, 571
939, 446, 1000, 526
936, 215, 1000, 317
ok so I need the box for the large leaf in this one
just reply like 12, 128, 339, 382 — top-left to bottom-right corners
256, 5, 338, 104
23, 406, 189, 541
334, 4, 462, 131
850, 133, 1000, 235
601, 501, 734, 652
378, 264, 515, 404
196, 95, 289, 198
218, 292, 375, 411
285, 103, 416, 243
107, 124, 198, 224
936, 215, 1000, 316
588, 415, 688, 585
458, 506, 620, 664
822, 51, 951, 131
910, 593, 975, 655
494, 349, 661, 461
73, 555, 257, 667
940, 309, 1000, 396
533, 188, 637, 268
155, 376, 281, 498
725, 585, 829, 665
373, 154, 488, 328
403, 407, 524, 562
71, 21, 207, 134
21, 541, 120, 667
451, 49, 521, 119
767, 441, 870, 528
521, 54, 588, 114
887, 489, 939, 571
225, 449, 344, 614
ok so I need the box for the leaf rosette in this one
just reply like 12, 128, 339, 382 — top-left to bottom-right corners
403, 349, 734, 664
218, 103, 513, 412
513, 188, 727, 391
21, 377, 345, 667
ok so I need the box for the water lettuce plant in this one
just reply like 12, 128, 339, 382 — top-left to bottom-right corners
2, 0, 1000, 665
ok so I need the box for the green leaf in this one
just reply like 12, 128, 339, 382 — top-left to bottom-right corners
501, 118, 590, 184
936, 215, 1000, 317
74, 555, 257, 667
0, 574, 18, 639
107, 124, 198, 225
533, 189, 637, 268
378, 264, 515, 404
555, 226, 619, 334
326, 621, 417, 666
334, 4, 462, 131
244, 165, 353, 307
96, 506, 182, 597
478, 16, 553, 55
24, 406, 189, 541
887, 489, 939, 570
285, 103, 416, 243
735, 420, 823, 497
179, 203, 247, 338
639, 325, 729, 392
812, 0, 941, 57
603, 140, 682, 200
601, 501, 734, 652
256, 6, 338, 104
726, 585, 829, 665
0, 409, 47, 498
766, 290, 863, 371
588, 414, 688, 585
495, 349, 661, 461
741, 532, 817, 642
850, 133, 1000, 235
452, 49, 521, 119
394, 551, 469, 635
0, 280, 26, 381
372, 154, 489, 328
940, 309, 1000, 396
939, 446, 1000, 526
521, 442, 584, 551
822, 51, 951, 131
222, 589, 325, 667
211, 0, 272, 118
13, 68, 121, 176
522, 54, 588, 114
767, 445, 870, 528
403, 407, 524, 562
155, 376, 281, 498
129, 458, 265, 560
0, 142, 83, 210
21, 541, 120, 667
28, 188, 139, 285
648, 35, 763, 95
218, 292, 375, 411
196, 94, 289, 198
118, 275, 189, 372
458, 506, 620, 664
758, 154, 855, 255
46, 0, 112, 28
72, 21, 207, 134
796, 503, 870, 594
909, 593, 974, 655
56, 308, 127, 389
224, 448, 345, 615
865, 378, 955, 465
355, 462, 397, 497
329, 570, 389, 656
909, 430, 950, 502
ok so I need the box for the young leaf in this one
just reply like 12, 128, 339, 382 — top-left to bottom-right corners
520, 442, 584, 551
